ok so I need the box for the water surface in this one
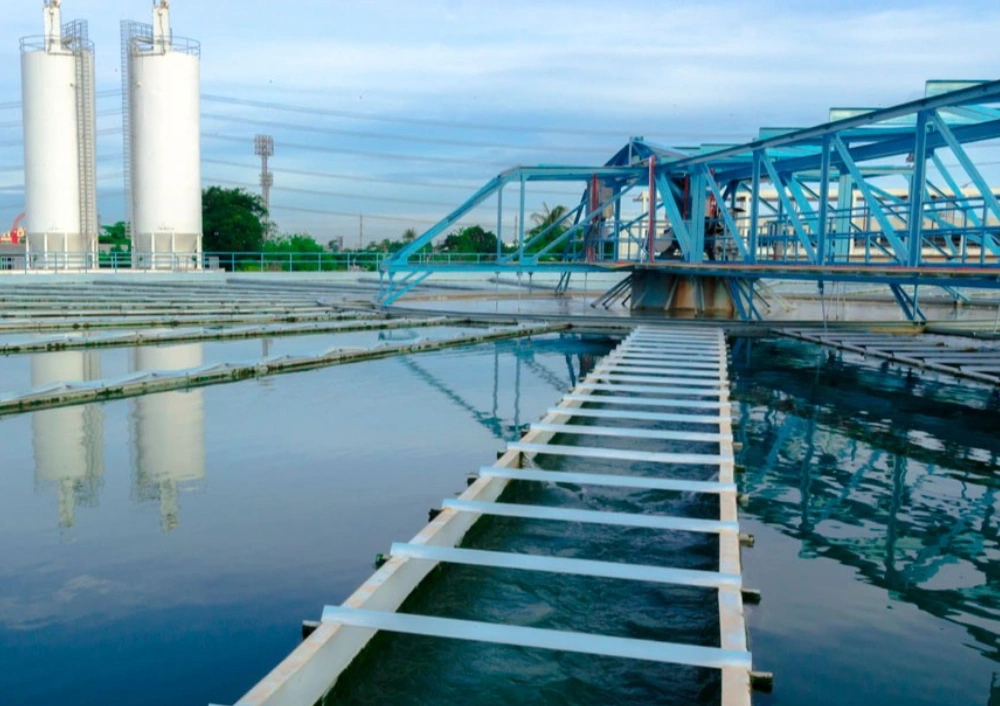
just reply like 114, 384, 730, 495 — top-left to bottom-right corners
0, 333, 611, 706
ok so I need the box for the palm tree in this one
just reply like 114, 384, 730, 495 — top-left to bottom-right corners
527, 203, 569, 256
530, 203, 568, 233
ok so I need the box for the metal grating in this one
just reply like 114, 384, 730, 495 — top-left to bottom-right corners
313, 326, 753, 706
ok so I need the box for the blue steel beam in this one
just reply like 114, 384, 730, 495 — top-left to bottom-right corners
380, 79, 1000, 320
831, 135, 908, 262
930, 152, 982, 227
656, 171, 694, 258
759, 150, 817, 260
662, 79, 1000, 170
711, 118, 1000, 184
816, 136, 832, 265
702, 165, 750, 260
931, 113, 1000, 222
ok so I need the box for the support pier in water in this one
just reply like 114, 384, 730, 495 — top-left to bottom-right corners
232, 326, 752, 706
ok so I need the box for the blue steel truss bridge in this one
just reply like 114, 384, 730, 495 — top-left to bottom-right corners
380, 80, 1000, 321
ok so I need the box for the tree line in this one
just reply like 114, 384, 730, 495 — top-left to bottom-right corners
99, 187, 569, 270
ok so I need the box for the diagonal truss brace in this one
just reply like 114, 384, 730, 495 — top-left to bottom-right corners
759, 150, 818, 261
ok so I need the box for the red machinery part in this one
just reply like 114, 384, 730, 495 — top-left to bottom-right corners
7, 213, 25, 244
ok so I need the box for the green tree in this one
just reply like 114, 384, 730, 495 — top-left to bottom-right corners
98, 220, 131, 267
527, 202, 568, 255
100, 221, 127, 243
263, 233, 325, 254
402, 227, 418, 242
202, 186, 268, 257
441, 225, 501, 254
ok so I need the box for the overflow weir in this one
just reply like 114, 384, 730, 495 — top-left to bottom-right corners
232, 326, 752, 706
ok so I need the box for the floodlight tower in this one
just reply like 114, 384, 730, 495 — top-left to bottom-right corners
254, 134, 274, 228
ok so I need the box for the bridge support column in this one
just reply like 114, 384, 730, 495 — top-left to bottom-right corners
629, 270, 736, 318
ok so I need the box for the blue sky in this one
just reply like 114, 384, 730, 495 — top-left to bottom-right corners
2, 0, 999, 243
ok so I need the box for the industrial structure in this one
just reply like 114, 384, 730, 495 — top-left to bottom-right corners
31, 351, 104, 529
122, 0, 203, 270
19, 0, 98, 270
381, 80, 1000, 322
255, 133, 274, 219
130, 343, 206, 531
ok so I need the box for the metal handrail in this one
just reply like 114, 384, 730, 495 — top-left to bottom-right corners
0, 249, 518, 273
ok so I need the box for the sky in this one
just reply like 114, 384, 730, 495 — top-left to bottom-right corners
2, 0, 1000, 244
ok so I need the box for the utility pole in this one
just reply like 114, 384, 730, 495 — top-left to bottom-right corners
254, 134, 274, 236
359, 214, 364, 249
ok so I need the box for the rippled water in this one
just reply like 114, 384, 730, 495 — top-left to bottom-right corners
732, 337, 1000, 706
2, 331, 999, 706
328, 337, 1000, 706
0, 333, 612, 706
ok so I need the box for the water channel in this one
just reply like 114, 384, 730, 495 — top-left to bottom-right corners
1, 332, 997, 705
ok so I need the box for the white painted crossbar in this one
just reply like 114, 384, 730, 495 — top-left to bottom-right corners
629, 328, 717, 335
624, 334, 721, 343
628, 340, 720, 348
562, 394, 724, 410
548, 406, 728, 424
597, 363, 721, 377
577, 382, 723, 397
479, 467, 735, 494
612, 349, 722, 359
619, 345, 722, 355
530, 422, 724, 443
630, 331, 720, 340
626, 333, 720, 341
443, 499, 738, 533
320, 607, 751, 669
608, 355, 723, 368
390, 542, 741, 588
509, 442, 731, 465
591, 373, 723, 387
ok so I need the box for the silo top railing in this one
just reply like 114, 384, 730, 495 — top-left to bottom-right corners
124, 26, 201, 58
19, 34, 94, 54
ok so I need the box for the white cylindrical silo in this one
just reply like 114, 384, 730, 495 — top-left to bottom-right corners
125, 2, 203, 271
31, 351, 104, 528
20, 2, 98, 270
130, 343, 205, 530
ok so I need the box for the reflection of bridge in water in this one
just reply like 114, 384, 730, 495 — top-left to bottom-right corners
385, 331, 606, 441
732, 337, 1000, 661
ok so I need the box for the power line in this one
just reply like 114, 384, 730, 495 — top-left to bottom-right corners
201, 112, 609, 155
206, 177, 461, 208
206, 178, 569, 223
0, 109, 124, 130
0, 126, 121, 148
204, 158, 481, 189
0, 89, 120, 111
0, 154, 124, 174
271, 203, 440, 225
203, 132, 514, 167
202, 158, 584, 198
202, 93, 634, 139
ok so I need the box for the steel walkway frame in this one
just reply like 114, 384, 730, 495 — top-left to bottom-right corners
780, 328, 1000, 386
381, 79, 1000, 321
229, 326, 751, 706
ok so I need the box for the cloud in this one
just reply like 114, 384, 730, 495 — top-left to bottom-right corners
1, 0, 999, 238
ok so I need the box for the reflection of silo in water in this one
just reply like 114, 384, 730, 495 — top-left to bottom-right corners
130, 343, 205, 531
31, 351, 104, 528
